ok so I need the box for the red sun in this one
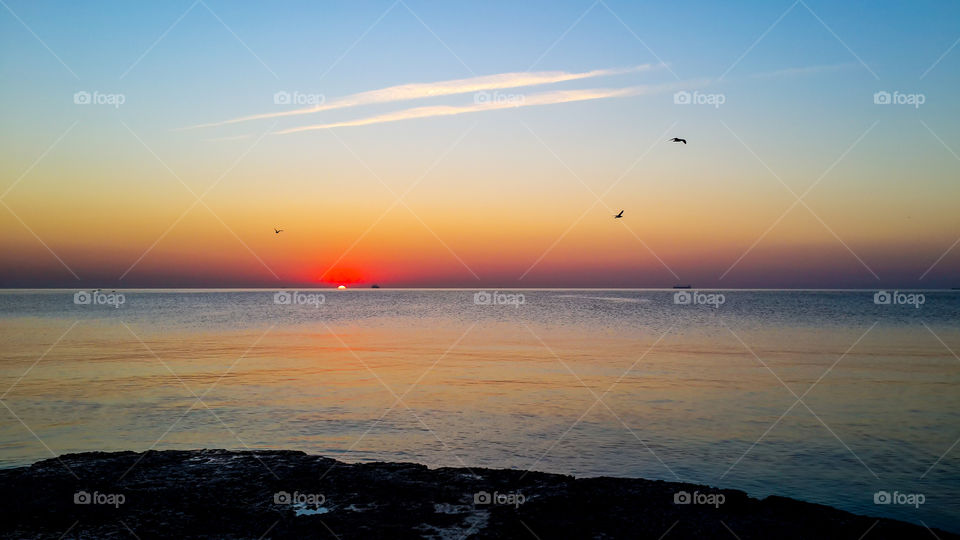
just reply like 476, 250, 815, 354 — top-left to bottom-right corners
321, 268, 364, 286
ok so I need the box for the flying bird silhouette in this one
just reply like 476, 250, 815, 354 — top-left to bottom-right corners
274, 228, 283, 234
614, 210, 624, 219
668, 137, 687, 144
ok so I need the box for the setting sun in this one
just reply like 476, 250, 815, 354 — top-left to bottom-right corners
1, 1, 958, 537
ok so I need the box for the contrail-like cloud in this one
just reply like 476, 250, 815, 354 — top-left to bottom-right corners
273, 83, 686, 134
185, 65, 660, 130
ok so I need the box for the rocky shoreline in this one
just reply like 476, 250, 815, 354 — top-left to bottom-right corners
0, 449, 953, 539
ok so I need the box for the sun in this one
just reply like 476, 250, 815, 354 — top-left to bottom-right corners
337, 285, 346, 290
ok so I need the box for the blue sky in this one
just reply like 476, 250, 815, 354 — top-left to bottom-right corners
1, 0, 959, 287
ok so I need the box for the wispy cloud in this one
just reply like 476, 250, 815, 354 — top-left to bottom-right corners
751, 63, 856, 79
273, 83, 688, 134
185, 65, 661, 130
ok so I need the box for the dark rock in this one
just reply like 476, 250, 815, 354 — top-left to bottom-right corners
0, 449, 952, 539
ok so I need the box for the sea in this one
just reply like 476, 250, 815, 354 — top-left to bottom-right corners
0, 289, 957, 531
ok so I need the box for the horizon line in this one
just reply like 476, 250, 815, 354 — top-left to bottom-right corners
1, 287, 956, 292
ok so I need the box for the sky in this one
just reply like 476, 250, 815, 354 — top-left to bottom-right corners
1, 0, 958, 288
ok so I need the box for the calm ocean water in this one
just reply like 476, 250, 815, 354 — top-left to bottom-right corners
1, 289, 958, 531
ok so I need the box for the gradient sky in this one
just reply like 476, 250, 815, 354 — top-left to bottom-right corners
1, 0, 958, 288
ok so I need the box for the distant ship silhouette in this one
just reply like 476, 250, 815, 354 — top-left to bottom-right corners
673, 285, 692, 289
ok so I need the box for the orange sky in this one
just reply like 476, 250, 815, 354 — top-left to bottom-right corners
2, 2, 958, 288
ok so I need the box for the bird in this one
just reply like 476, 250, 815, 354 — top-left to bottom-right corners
274, 228, 283, 234
614, 210, 624, 219
668, 137, 687, 144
